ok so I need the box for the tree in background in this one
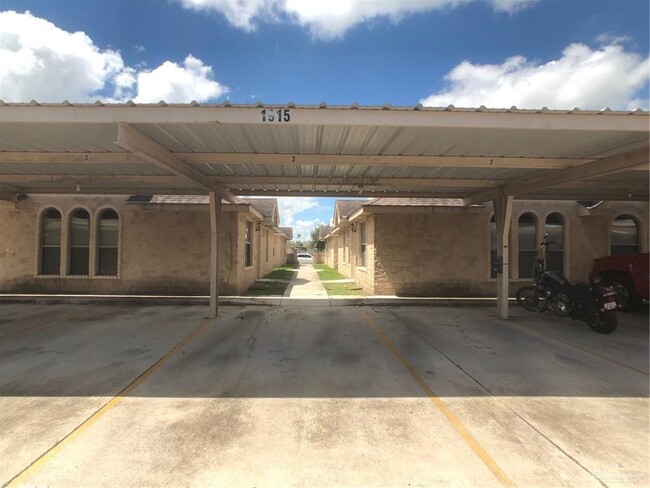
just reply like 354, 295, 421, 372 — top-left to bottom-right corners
309, 225, 327, 252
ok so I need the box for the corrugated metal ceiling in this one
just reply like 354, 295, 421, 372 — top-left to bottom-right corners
0, 102, 647, 202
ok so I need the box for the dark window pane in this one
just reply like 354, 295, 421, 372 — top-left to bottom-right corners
98, 209, 119, 275
245, 243, 252, 267
490, 250, 498, 279
611, 215, 638, 254
70, 209, 90, 246
245, 221, 253, 266
70, 248, 90, 275
359, 223, 367, 266
612, 245, 639, 256
99, 213, 119, 247
245, 221, 252, 243
545, 213, 564, 274
41, 209, 61, 274
42, 210, 62, 246
518, 213, 537, 251
98, 248, 118, 275
41, 247, 61, 275
519, 213, 537, 278
519, 251, 537, 279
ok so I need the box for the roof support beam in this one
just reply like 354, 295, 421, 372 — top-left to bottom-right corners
0, 151, 592, 170
182, 153, 589, 169
0, 175, 184, 185
0, 174, 650, 193
0, 175, 646, 193
114, 123, 238, 203
0, 185, 645, 201
214, 176, 504, 188
463, 147, 650, 205
0, 186, 207, 195
231, 189, 648, 200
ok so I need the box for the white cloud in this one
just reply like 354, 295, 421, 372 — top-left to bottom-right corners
131, 55, 227, 103
420, 41, 650, 110
0, 11, 228, 103
276, 197, 321, 227
293, 218, 326, 242
178, 0, 538, 39
0, 10, 124, 102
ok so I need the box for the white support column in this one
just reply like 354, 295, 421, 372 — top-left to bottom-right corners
493, 196, 514, 319
209, 192, 221, 318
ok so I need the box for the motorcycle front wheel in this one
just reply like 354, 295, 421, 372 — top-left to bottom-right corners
585, 310, 618, 334
516, 286, 548, 312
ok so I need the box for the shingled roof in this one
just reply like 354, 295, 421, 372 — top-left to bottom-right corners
318, 225, 333, 239
238, 198, 277, 221
279, 227, 293, 239
335, 200, 366, 218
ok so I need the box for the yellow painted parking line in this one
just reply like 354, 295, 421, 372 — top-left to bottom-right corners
510, 320, 649, 376
6, 315, 218, 488
0, 309, 81, 341
358, 307, 516, 488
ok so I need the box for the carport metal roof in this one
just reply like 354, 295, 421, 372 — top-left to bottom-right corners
0, 102, 648, 204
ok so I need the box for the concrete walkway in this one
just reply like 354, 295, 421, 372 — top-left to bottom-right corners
283, 263, 328, 298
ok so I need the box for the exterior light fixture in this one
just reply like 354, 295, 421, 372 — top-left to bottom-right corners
255, 221, 262, 231
350, 223, 357, 233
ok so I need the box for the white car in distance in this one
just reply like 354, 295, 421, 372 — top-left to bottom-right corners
297, 253, 313, 264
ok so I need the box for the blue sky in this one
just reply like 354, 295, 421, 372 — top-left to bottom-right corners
1, 0, 648, 238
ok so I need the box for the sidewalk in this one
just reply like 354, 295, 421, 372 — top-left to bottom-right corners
283, 263, 328, 299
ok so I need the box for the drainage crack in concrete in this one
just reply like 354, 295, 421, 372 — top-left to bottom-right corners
385, 307, 610, 488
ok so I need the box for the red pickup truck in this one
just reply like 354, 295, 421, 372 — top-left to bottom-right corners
589, 253, 649, 309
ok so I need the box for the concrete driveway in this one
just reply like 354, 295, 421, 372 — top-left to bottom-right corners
1, 302, 648, 487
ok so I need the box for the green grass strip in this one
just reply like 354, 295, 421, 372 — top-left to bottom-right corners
314, 264, 347, 281
244, 281, 289, 296
323, 282, 365, 296
263, 263, 299, 281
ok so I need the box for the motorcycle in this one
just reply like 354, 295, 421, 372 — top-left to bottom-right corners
515, 234, 619, 333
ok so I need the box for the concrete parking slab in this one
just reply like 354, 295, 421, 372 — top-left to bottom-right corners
1, 303, 647, 487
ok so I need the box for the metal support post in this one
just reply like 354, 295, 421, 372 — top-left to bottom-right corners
493, 195, 513, 319
209, 192, 221, 318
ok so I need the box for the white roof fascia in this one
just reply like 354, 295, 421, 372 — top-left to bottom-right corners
348, 207, 366, 222
1, 104, 647, 132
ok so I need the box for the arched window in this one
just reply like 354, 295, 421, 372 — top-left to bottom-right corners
518, 213, 537, 279
69, 209, 90, 275
490, 215, 497, 278
545, 213, 564, 275
611, 215, 639, 255
40, 209, 62, 275
98, 209, 119, 275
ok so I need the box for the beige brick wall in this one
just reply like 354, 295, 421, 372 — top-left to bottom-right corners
337, 229, 354, 279
373, 212, 485, 296
325, 235, 338, 267
323, 200, 648, 297
505, 200, 649, 283
353, 218, 375, 294
258, 228, 287, 280
0, 195, 287, 295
